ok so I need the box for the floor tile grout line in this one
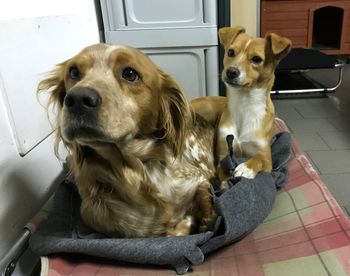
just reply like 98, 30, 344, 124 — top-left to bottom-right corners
293, 105, 305, 119
326, 117, 350, 132
304, 151, 322, 175
317, 130, 350, 150
315, 131, 332, 151
321, 172, 350, 176
274, 79, 350, 221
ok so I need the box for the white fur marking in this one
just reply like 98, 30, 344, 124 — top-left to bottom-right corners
105, 45, 125, 61
237, 69, 246, 85
186, 216, 193, 227
190, 143, 200, 161
244, 39, 252, 50
86, 45, 126, 80
234, 163, 256, 179
219, 127, 235, 140
147, 161, 204, 204
199, 163, 209, 171
236, 39, 252, 64
184, 135, 201, 161
226, 86, 267, 155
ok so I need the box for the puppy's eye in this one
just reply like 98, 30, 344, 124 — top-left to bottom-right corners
69, 66, 80, 80
121, 67, 140, 82
251, 56, 263, 64
227, 49, 235, 57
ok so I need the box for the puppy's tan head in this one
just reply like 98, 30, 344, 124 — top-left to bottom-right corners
38, 44, 190, 157
219, 26, 292, 89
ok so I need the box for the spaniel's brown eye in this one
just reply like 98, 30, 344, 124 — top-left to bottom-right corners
121, 67, 140, 82
251, 56, 263, 64
227, 49, 235, 57
69, 66, 80, 80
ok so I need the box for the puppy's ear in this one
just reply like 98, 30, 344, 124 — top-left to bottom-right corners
37, 61, 68, 110
219, 26, 245, 48
158, 72, 191, 157
264, 32, 292, 65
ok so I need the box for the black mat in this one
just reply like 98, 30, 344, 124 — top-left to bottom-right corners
277, 48, 338, 72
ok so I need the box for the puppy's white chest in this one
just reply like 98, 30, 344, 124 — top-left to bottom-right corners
223, 87, 267, 155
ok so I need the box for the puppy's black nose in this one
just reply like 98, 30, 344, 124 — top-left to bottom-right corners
64, 87, 101, 111
226, 67, 240, 80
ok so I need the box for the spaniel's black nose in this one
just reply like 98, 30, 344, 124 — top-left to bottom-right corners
64, 87, 101, 111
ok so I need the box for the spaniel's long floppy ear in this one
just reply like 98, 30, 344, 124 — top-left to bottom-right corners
264, 32, 292, 67
219, 26, 245, 48
158, 72, 191, 157
37, 61, 68, 157
37, 61, 68, 110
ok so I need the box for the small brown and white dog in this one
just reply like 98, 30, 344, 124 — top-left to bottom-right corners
38, 44, 216, 238
195, 26, 291, 181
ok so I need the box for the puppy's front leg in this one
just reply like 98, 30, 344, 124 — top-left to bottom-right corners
216, 112, 235, 186
234, 146, 272, 179
216, 136, 231, 184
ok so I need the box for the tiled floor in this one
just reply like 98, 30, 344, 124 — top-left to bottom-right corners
273, 65, 350, 217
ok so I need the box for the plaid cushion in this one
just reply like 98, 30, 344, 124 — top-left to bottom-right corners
39, 119, 350, 276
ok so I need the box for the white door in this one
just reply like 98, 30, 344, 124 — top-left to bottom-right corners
0, 0, 100, 272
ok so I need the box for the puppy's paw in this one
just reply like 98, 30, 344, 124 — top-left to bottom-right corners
234, 162, 257, 179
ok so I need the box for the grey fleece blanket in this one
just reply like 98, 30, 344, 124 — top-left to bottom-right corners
30, 132, 291, 274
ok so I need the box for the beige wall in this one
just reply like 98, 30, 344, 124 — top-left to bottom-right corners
231, 0, 258, 36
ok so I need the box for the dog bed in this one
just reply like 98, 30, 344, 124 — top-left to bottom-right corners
30, 119, 350, 275
272, 48, 344, 94
30, 119, 291, 274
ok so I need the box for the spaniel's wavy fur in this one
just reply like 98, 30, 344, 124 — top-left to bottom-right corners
39, 44, 216, 237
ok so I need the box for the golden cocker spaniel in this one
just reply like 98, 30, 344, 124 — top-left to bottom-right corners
39, 44, 216, 238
